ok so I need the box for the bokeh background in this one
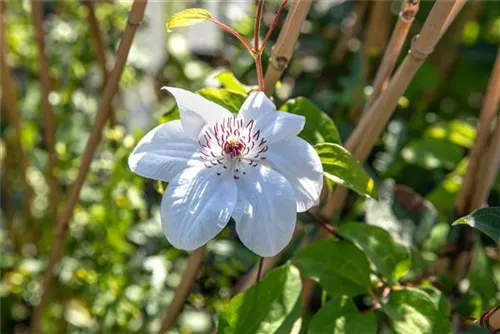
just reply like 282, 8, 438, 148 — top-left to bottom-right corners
1, 1, 499, 333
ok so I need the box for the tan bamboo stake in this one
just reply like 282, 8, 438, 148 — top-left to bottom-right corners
29, 2, 148, 332
365, 0, 420, 110
331, 1, 368, 64
263, 0, 312, 96
470, 114, 500, 210
31, 1, 60, 226
363, 0, 391, 59
0, 2, 34, 225
455, 47, 500, 216
82, 0, 116, 127
321, 0, 462, 219
439, 0, 467, 40
157, 247, 205, 334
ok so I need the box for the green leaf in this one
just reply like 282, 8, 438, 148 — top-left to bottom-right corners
216, 72, 249, 94
314, 143, 377, 199
280, 97, 341, 145
218, 264, 302, 334
293, 240, 371, 297
452, 207, 500, 243
338, 223, 411, 284
425, 120, 476, 148
402, 138, 464, 170
383, 288, 451, 334
308, 297, 377, 334
167, 8, 212, 31
366, 180, 438, 247
197, 88, 246, 115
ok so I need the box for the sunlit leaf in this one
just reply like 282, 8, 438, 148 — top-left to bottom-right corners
216, 72, 249, 94
197, 88, 246, 115
452, 207, 500, 243
293, 240, 371, 297
425, 120, 476, 148
314, 143, 377, 199
218, 264, 302, 334
383, 288, 451, 334
167, 8, 212, 31
402, 138, 464, 170
280, 97, 341, 146
338, 223, 411, 284
309, 297, 377, 334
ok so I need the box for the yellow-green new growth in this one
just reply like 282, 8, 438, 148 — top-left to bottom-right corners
166, 8, 212, 32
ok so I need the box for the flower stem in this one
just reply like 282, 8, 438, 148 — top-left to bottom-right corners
305, 211, 343, 240
254, 53, 265, 91
260, 0, 288, 51
254, 0, 264, 52
208, 17, 256, 56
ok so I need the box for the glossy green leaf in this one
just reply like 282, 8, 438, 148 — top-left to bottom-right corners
402, 138, 464, 170
425, 120, 476, 148
293, 240, 371, 297
383, 288, 451, 334
197, 88, 246, 115
338, 223, 411, 283
280, 97, 341, 145
452, 207, 500, 243
218, 264, 302, 334
216, 72, 249, 94
308, 297, 377, 334
167, 8, 212, 31
314, 143, 377, 199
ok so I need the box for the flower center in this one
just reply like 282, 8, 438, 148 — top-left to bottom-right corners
198, 117, 268, 179
223, 136, 245, 158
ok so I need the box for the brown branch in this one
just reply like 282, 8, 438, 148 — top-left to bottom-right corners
157, 247, 205, 334
331, 1, 369, 64
365, 0, 420, 110
263, 0, 312, 96
82, 0, 116, 127
29, 2, 148, 332
0, 1, 34, 225
455, 46, 500, 216
31, 0, 59, 227
321, 0, 462, 219
470, 107, 500, 210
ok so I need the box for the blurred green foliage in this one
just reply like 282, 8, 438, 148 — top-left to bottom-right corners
1, 1, 500, 333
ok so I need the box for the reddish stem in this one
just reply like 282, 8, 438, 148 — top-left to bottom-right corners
255, 53, 265, 91
208, 17, 256, 56
305, 211, 344, 240
254, 0, 264, 52
260, 0, 288, 51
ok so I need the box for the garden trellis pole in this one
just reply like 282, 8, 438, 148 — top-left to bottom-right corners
321, 0, 465, 219
30, 1, 148, 332
263, 0, 312, 96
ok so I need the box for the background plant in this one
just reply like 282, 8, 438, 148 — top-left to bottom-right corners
1, 1, 499, 333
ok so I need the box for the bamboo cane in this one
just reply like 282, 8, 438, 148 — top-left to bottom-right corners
455, 47, 500, 216
321, 0, 462, 219
0, 1, 34, 225
263, 0, 312, 96
31, 0, 59, 227
365, 0, 420, 110
157, 247, 205, 334
29, 2, 148, 332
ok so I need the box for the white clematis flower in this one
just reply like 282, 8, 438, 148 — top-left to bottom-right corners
128, 87, 323, 257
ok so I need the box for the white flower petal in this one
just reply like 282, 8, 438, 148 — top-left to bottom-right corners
233, 164, 297, 257
237, 91, 305, 144
162, 86, 232, 139
161, 164, 237, 251
266, 137, 323, 212
128, 120, 199, 182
